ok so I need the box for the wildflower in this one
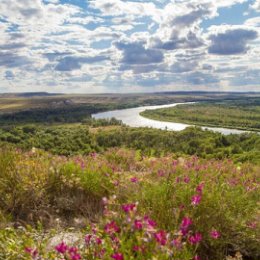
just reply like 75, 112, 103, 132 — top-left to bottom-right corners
85, 234, 92, 245
144, 216, 157, 229
114, 180, 119, 186
134, 219, 143, 230
184, 176, 190, 183
111, 252, 124, 260
154, 230, 167, 246
172, 238, 182, 249
196, 183, 204, 194
194, 255, 201, 260
70, 253, 81, 260
210, 229, 220, 239
191, 194, 201, 206
158, 170, 165, 177
132, 245, 145, 253
179, 204, 185, 211
102, 197, 108, 205
69, 247, 81, 260
247, 221, 257, 229
96, 237, 103, 245
181, 217, 192, 230
55, 242, 68, 254
130, 177, 138, 183
188, 233, 202, 245
176, 177, 181, 183
104, 221, 120, 235
25, 247, 38, 258
122, 203, 136, 213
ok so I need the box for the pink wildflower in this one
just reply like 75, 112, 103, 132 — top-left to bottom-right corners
96, 237, 103, 245
55, 242, 68, 254
196, 183, 204, 194
24, 247, 38, 258
134, 219, 143, 230
104, 221, 120, 235
85, 234, 92, 245
176, 177, 181, 183
132, 245, 145, 253
114, 180, 119, 186
194, 255, 201, 260
188, 233, 202, 245
130, 177, 138, 183
184, 176, 190, 183
247, 221, 257, 229
122, 203, 136, 213
191, 194, 201, 205
181, 217, 193, 230
172, 238, 182, 249
70, 253, 81, 260
158, 170, 165, 177
111, 252, 124, 260
69, 247, 81, 260
144, 216, 157, 229
154, 230, 167, 246
210, 229, 220, 239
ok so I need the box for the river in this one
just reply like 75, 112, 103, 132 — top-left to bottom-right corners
92, 102, 247, 135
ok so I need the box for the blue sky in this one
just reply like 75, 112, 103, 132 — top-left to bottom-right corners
0, 0, 260, 93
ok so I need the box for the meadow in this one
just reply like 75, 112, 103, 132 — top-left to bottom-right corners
0, 146, 259, 260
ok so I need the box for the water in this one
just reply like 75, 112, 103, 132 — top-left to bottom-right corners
92, 102, 248, 135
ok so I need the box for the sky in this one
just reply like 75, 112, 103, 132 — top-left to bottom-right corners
0, 0, 260, 93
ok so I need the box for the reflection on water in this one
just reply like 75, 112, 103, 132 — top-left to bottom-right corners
92, 103, 247, 135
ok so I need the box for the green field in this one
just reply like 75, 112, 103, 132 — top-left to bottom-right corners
141, 98, 260, 131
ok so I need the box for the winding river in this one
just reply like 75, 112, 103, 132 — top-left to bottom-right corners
92, 102, 247, 135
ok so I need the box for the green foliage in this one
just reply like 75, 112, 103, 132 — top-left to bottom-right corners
1, 124, 260, 163
141, 98, 260, 131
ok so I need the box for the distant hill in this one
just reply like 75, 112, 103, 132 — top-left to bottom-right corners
0, 92, 60, 98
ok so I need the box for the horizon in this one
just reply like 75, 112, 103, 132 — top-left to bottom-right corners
1, 0, 260, 93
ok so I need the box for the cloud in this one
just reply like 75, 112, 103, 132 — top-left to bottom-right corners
151, 31, 204, 50
0, 52, 31, 68
115, 41, 164, 65
186, 71, 220, 85
149, 2, 212, 51
250, 0, 260, 12
208, 26, 258, 55
55, 55, 110, 71
0, 0, 259, 92
245, 17, 260, 27
89, 0, 162, 23
0, 43, 27, 50
4, 70, 15, 80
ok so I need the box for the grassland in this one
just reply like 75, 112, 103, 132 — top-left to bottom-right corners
141, 98, 260, 131
0, 146, 259, 260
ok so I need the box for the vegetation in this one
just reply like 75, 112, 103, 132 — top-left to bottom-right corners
0, 125, 260, 163
0, 147, 259, 260
1, 92, 259, 124
0, 93, 260, 259
141, 98, 260, 131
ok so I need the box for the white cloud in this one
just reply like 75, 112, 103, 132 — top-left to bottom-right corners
0, 0, 259, 92
250, 0, 260, 12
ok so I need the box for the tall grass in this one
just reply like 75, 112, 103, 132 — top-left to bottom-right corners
0, 146, 259, 259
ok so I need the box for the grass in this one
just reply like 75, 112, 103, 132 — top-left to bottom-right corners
0, 146, 259, 259
140, 99, 260, 131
